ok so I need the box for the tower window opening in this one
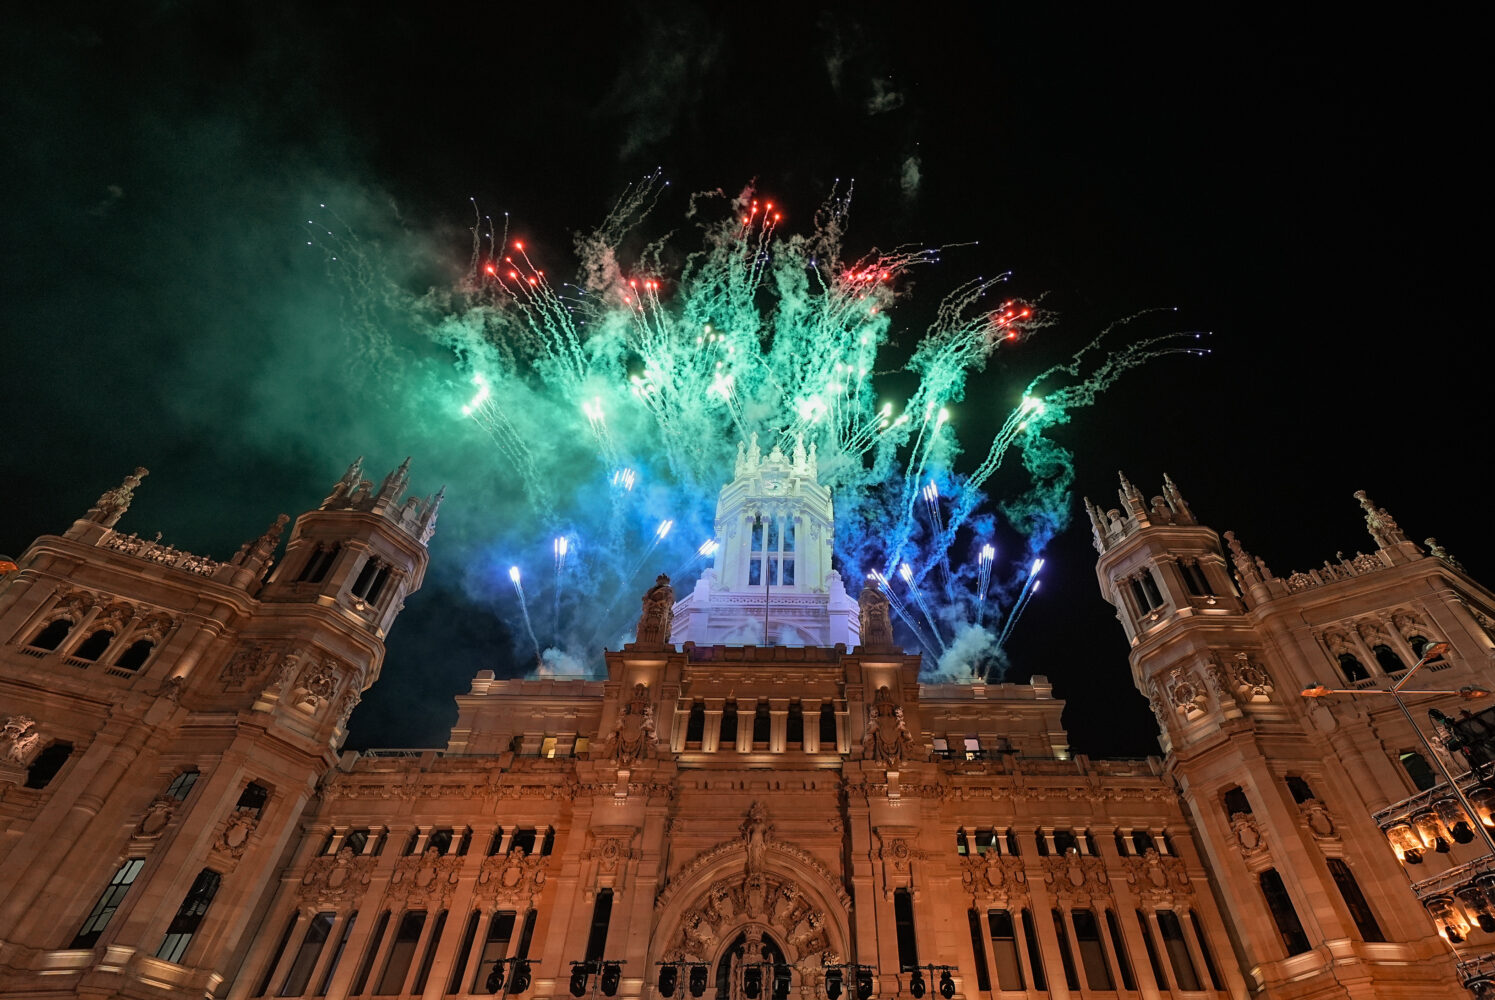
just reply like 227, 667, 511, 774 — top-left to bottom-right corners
115, 638, 155, 672
685, 702, 705, 744
986, 909, 1024, 990
350, 558, 380, 599
1072, 908, 1113, 990
1285, 775, 1315, 803
155, 868, 222, 964
1129, 578, 1150, 614
365, 566, 393, 604
1372, 643, 1405, 673
25, 742, 73, 789
720, 701, 739, 745
1337, 653, 1369, 682
1259, 868, 1311, 955
1180, 559, 1213, 597
786, 701, 804, 746
1400, 750, 1437, 791
1327, 858, 1385, 942
30, 618, 74, 651
71, 858, 145, 948
306, 544, 340, 584
74, 629, 115, 662
818, 701, 837, 745
752, 702, 771, 744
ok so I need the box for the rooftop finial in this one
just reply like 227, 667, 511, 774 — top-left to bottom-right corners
86, 467, 149, 528
323, 457, 363, 509
1354, 490, 1407, 548
1084, 497, 1108, 553
1162, 473, 1194, 523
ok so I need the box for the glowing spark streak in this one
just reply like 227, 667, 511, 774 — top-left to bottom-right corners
996, 579, 1041, 653
996, 564, 1043, 651
872, 572, 939, 660
920, 480, 953, 593
976, 543, 996, 626
553, 537, 569, 646
898, 563, 948, 653
509, 566, 542, 665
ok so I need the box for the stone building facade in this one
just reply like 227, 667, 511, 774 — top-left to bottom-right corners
0, 459, 1491, 1000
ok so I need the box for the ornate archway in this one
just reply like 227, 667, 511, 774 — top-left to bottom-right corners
653, 804, 850, 997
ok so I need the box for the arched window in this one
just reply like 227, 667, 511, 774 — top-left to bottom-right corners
114, 639, 155, 672
25, 742, 73, 788
30, 618, 74, 651
1222, 785, 1253, 818
1337, 653, 1369, 683
1372, 644, 1405, 674
74, 629, 115, 662
1400, 751, 1438, 791
1408, 634, 1442, 660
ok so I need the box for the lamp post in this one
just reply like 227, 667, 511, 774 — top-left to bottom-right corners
1301, 639, 1495, 854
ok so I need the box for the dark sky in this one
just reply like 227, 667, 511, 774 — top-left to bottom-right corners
2, 4, 1487, 757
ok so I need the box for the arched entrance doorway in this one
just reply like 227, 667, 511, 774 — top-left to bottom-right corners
713, 927, 790, 1000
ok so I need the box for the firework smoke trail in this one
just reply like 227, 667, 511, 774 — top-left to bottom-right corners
552, 536, 569, 646
509, 566, 542, 666
975, 543, 996, 625
898, 562, 948, 653
996, 559, 1044, 651
992, 580, 1041, 674
921, 480, 952, 594
314, 175, 1206, 676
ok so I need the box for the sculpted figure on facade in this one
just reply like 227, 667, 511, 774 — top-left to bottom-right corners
861, 686, 914, 766
1355, 489, 1408, 548
606, 683, 658, 766
636, 575, 674, 646
86, 467, 148, 527
857, 586, 895, 649
743, 801, 772, 875
232, 513, 289, 569
1, 716, 42, 766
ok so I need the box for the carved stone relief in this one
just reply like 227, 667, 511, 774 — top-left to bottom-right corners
1121, 849, 1193, 910
959, 852, 1028, 908
475, 849, 548, 907
388, 847, 463, 907
300, 847, 376, 907
861, 686, 915, 766
1040, 850, 1112, 907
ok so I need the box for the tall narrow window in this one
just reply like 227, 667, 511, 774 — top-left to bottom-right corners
1053, 830, 1078, 855
1400, 751, 1437, 790
586, 890, 614, 962
71, 858, 145, 948
955, 830, 970, 856
1259, 869, 1311, 955
350, 559, 380, 599
448, 912, 480, 995
685, 702, 705, 744
472, 912, 515, 991
986, 909, 1024, 990
307, 545, 340, 584
1105, 910, 1136, 990
1327, 858, 1385, 942
411, 911, 446, 993
280, 911, 335, 996
975, 829, 998, 855
819, 702, 837, 745
1156, 910, 1200, 990
156, 868, 222, 964
752, 702, 771, 744
720, 701, 739, 745
30, 618, 74, 650
365, 567, 393, 604
894, 889, 919, 971
786, 701, 804, 746
165, 769, 199, 801
1052, 910, 1080, 990
1188, 911, 1224, 990
25, 742, 74, 789
317, 911, 357, 996
539, 828, 555, 856
1140, 571, 1164, 608
257, 915, 299, 997
350, 911, 389, 996
376, 911, 426, 994
967, 911, 992, 992
1338, 653, 1369, 682
516, 909, 537, 957
1021, 910, 1047, 991
1136, 910, 1167, 988
1071, 909, 1113, 990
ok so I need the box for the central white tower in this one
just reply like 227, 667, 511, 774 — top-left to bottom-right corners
670, 434, 860, 647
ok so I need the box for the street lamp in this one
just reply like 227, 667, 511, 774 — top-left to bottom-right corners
1301, 640, 1495, 854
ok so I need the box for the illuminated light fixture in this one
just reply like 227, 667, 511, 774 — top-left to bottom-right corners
510, 961, 532, 995
908, 968, 926, 999
569, 965, 589, 997
938, 970, 956, 1000
824, 968, 843, 1000
689, 964, 708, 998
855, 966, 873, 1000
658, 964, 679, 998
601, 963, 622, 997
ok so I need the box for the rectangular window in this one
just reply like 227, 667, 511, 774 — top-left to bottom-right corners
165, 770, 199, 801
510, 829, 537, 855
585, 889, 614, 962
818, 702, 837, 745
472, 912, 515, 992
966, 910, 991, 992
752, 703, 771, 744
767, 518, 779, 551
448, 912, 480, 995
1188, 911, 1224, 990
1105, 909, 1137, 990
1136, 910, 1167, 989
1021, 910, 1046, 991
1259, 869, 1311, 955
350, 911, 389, 996
539, 829, 555, 856
720, 702, 739, 745
1157, 910, 1200, 990
1071, 909, 1113, 990
375, 910, 426, 995
781, 559, 794, 585
71, 858, 145, 948
894, 889, 919, 970
751, 522, 763, 551
783, 523, 795, 552
1328, 858, 1385, 942
344, 829, 369, 855
156, 868, 222, 964
411, 911, 446, 993
786, 702, 804, 746
686, 702, 705, 743
280, 912, 335, 996
986, 909, 1024, 990
749, 559, 762, 586
317, 911, 357, 996
256, 914, 298, 996
974, 829, 998, 855
1052, 909, 1080, 990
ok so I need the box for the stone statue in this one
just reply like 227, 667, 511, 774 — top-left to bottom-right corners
861, 686, 913, 766
1223, 530, 1262, 585
322, 457, 363, 509
1355, 490, 1407, 548
606, 683, 657, 765
636, 574, 675, 646
86, 467, 148, 528
233, 514, 290, 567
1426, 538, 1465, 572
742, 802, 771, 875
857, 586, 894, 649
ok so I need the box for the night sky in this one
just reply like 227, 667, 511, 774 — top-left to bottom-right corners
3, 5, 1486, 757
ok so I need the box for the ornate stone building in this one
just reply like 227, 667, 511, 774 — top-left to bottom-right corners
0, 459, 1490, 1000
